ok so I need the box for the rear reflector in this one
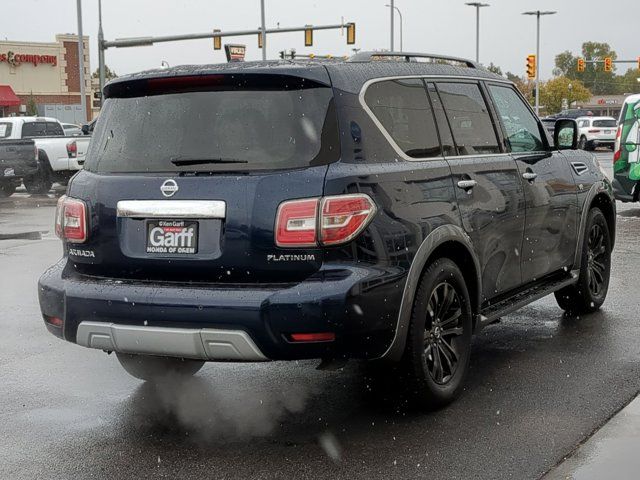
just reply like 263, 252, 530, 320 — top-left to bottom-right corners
275, 194, 376, 248
44, 315, 63, 327
290, 332, 335, 342
55, 195, 87, 243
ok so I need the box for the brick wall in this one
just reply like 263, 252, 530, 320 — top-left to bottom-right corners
63, 41, 80, 93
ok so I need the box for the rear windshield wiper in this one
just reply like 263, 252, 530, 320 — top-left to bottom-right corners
170, 158, 249, 167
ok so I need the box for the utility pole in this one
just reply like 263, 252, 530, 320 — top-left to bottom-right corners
76, 0, 87, 122
465, 3, 489, 63
260, 0, 266, 61
523, 10, 556, 115
390, 0, 395, 51
98, 0, 105, 99
386, 4, 403, 52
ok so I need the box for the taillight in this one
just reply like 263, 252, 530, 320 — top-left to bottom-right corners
275, 194, 376, 248
275, 198, 319, 247
55, 195, 87, 243
320, 194, 377, 246
614, 126, 622, 162
66, 140, 77, 158
34, 145, 39, 161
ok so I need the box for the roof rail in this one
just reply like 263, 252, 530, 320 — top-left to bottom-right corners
347, 51, 478, 68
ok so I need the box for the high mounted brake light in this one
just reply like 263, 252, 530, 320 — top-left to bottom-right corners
275, 194, 376, 248
55, 195, 87, 243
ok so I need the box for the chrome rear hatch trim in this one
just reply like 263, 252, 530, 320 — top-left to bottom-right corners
117, 200, 226, 219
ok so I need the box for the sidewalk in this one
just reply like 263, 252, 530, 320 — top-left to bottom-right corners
543, 395, 640, 480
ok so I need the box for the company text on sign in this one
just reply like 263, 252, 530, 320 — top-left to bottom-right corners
0, 51, 58, 67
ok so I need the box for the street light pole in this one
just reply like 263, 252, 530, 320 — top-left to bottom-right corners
390, 0, 395, 51
260, 0, 266, 60
76, 0, 87, 122
465, 3, 489, 64
385, 4, 403, 51
523, 10, 556, 115
98, 0, 105, 98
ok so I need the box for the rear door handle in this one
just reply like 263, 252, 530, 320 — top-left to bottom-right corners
457, 179, 477, 190
522, 172, 538, 181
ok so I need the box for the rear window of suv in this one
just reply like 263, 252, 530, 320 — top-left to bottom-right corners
593, 120, 616, 128
85, 74, 340, 173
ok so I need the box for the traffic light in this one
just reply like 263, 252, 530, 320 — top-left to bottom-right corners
346, 23, 356, 45
577, 58, 585, 72
604, 57, 612, 72
526, 54, 536, 79
304, 26, 313, 47
258, 31, 263, 48
213, 29, 221, 50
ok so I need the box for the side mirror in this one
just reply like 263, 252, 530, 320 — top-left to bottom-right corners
81, 124, 89, 135
554, 119, 578, 150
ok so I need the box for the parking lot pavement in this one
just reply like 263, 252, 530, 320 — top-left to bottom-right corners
2, 169, 640, 480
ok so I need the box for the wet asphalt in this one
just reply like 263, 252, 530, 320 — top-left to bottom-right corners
1, 152, 639, 480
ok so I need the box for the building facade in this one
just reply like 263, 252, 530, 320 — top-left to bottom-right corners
0, 34, 92, 123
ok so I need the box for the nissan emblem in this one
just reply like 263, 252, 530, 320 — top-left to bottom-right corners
160, 179, 179, 197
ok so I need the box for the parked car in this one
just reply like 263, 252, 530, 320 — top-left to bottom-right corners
61, 123, 83, 137
547, 108, 594, 120
39, 53, 615, 409
612, 94, 640, 202
0, 116, 90, 193
576, 116, 617, 150
0, 120, 38, 197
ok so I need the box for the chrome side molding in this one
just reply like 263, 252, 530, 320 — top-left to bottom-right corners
117, 200, 226, 219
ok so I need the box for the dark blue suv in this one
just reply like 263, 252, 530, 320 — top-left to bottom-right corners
39, 52, 615, 409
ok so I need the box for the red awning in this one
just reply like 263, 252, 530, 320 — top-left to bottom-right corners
0, 85, 21, 107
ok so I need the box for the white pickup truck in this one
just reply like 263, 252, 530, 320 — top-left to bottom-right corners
0, 116, 90, 193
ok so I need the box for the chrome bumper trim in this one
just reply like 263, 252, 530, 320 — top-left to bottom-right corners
116, 200, 226, 219
76, 321, 268, 361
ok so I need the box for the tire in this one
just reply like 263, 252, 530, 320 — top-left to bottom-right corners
401, 258, 473, 410
116, 353, 204, 382
23, 152, 53, 194
578, 136, 587, 150
555, 207, 611, 314
0, 181, 17, 198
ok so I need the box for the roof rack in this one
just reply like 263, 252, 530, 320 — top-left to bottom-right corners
347, 51, 478, 68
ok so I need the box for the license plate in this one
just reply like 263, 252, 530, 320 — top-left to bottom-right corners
146, 220, 198, 254
604, 130, 612, 134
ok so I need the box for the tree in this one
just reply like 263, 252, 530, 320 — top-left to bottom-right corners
614, 68, 640, 95
539, 76, 591, 114
505, 72, 535, 105
486, 63, 503, 76
92, 65, 117, 80
554, 42, 617, 95
26, 92, 38, 116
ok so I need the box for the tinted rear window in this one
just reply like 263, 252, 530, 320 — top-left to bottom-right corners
86, 76, 339, 173
436, 82, 501, 155
364, 78, 442, 159
593, 120, 616, 128
22, 122, 47, 137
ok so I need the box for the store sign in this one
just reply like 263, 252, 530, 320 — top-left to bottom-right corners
0, 51, 57, 67
224, 44, 246, 62
597, 98, 619, 105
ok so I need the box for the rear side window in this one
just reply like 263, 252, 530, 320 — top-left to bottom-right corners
364, 78, 441, 159
86, 75, 339, 173
22, 122, 47, 137
593, 120, 616, 128
436, 82, 501, 155
46, 122, 64, 136
0, 122, 11, 138
488, 84, 545, 153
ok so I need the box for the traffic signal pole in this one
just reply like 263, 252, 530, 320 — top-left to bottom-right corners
535, 13, 540, 114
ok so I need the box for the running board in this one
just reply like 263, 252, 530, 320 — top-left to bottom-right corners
476, 271, 579, 330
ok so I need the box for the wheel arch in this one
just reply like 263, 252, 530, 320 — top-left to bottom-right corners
377, 224, 482, 362
591, 192, 616, 248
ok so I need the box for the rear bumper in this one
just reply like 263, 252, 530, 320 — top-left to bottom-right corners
38, 260, 406, 361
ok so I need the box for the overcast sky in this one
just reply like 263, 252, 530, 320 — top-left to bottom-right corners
2, 0, 639, 80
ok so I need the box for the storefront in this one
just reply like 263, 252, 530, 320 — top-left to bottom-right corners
573, 95, 631, 119
0, 34, 92, 123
